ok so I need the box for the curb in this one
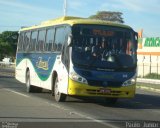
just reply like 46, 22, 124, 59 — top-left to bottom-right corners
137, 78, 160, 93
137, 78, 160, 85
136, 86, 160, 93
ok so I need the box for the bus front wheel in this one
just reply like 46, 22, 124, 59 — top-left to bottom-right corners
26, 70, 34, 93
54, 77, 66, 102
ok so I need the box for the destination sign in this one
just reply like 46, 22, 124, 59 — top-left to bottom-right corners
93, 29, 114, 36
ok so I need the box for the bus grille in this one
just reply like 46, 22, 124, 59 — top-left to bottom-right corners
87, 80, 123, 87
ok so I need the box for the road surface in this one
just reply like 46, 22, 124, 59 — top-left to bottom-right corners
0, 76, 160, 128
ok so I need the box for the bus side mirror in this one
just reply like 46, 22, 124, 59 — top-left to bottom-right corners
67, 34, 72, 46
134, 32, 138, 41
134, 32, 138, 49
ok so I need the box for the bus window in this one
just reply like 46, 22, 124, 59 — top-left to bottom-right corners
18, 32, 24, 52
54, 27, 65, 52
37, 30, 46, 52
30, 31, 38, 52
24, 32, 31, 52
45, 28, 55, 52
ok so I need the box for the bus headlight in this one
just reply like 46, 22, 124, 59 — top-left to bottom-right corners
69, 71, 88, 84
122, 78, 136, 86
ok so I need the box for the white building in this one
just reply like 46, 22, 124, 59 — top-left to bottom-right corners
137, 37, 160, 77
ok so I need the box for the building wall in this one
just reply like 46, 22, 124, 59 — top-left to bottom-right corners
137, 37, 160, 77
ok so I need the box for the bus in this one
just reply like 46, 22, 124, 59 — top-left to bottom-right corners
15, 16, 138, 103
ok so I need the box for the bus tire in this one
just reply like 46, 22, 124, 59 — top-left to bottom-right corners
26, 70, 35, 93
51, 74, 56, 96
54, 76, 66, 102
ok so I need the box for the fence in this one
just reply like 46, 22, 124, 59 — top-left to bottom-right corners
137, 55, 160, 79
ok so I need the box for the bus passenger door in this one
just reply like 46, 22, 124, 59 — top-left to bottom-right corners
57, 45, 70, 94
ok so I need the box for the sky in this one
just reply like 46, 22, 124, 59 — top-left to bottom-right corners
0, 0, 160, 37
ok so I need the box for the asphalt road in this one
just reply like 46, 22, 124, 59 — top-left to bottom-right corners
0, 76, 160, 128
0, 68, 15, 77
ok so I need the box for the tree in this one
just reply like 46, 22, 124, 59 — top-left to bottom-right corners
89, 11, 124, 23
0, 42, 13, 60
0, 31, 18, 60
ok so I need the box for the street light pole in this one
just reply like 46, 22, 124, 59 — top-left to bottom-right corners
64, 0, 67, 16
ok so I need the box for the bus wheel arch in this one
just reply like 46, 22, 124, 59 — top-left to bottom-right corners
25, 68, 33, 93
25, 68, 30, 80
25, 68, 42, 93
52, 71, 66, 102
51, 71, 57, 96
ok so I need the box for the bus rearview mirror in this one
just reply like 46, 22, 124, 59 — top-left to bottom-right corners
67, 35, 72, 46
134, 32, 138, 50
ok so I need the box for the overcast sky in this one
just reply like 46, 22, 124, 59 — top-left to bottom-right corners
0, 0, 160, 37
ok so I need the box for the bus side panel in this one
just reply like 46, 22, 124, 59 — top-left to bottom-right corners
15, 58, 27, 83
16, 53, 58, 90
33, 53, 58, 90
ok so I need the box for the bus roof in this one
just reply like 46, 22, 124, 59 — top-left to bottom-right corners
20, 16, 132, 31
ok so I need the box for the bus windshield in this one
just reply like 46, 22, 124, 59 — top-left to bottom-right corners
71, 24, 137, 71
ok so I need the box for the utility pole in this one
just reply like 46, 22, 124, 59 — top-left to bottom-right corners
64, 0, 67, 16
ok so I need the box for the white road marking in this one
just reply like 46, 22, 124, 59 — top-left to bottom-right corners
2, 89, 122, 127
48, 102, 119, 128
4, 88, 29, 98
73, 111, 119, 128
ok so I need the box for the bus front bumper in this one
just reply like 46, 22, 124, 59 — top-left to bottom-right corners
68, 79, 136, 98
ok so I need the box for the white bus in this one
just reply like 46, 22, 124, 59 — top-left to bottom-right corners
16, 16, 138, 103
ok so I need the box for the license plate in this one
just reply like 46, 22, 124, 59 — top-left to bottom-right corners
100, 88, 111, 94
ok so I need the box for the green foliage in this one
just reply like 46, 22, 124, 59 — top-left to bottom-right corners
89, 11, 124, 23
0, 31, 18, 60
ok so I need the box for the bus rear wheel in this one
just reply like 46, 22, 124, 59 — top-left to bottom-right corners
26, 70, 42, 93
26, 70, 34, 93
54, 77, 66, 102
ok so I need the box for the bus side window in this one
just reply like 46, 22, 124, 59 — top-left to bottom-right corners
54, 27, 65, 52
45, 28, 55, 52
37, 30, 46, 52
24, 32, 31, 52
18, 32, 24, 52
52, 43, 57, 51
30, 31, 38, 52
